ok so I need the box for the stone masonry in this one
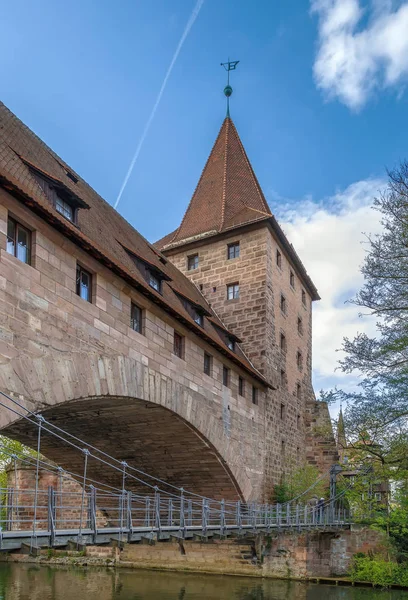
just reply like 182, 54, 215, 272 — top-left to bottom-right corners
0, 188, 267, 501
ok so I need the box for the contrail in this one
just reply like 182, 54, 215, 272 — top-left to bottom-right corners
114, 0, 205, 209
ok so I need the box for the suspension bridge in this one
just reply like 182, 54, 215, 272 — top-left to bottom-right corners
0, 390, 356, 554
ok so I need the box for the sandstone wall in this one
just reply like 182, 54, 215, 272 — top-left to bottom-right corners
0, 189, 269, 501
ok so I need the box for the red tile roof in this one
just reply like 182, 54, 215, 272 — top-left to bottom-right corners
0, 102, 269, 386
155, 117, 320, 301
155, 117, 271, 249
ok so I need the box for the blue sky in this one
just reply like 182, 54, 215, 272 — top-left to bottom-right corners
2, 0, 408, 404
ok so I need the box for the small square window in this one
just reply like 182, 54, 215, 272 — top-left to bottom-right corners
298, 317, 303, 335
280, 369, 286, 388
276, 249, 282, 269
252, 386, 258, 405
302, 289, 306, 306
131, 303, 143, 334
227, 337, 235, 352
76, 265, 92, 303
280, 403, 285, 420
6, 217, 31, 265
280, 294, 287, 315
173, 332, 184, 359
227, 283, 240, 301
223, 366, 230, 387
148, 271, 161, 293
280, 332, 287, 353
296, 383, 302, 399
297, 351, 303, 371
56, 197, 74, 222
204, 352, 212, 376
227, 242, 240, 260
290, 271, 295, 289
239, 376, 245, 396
187, 254, 199, 271
193, 310, 204, 327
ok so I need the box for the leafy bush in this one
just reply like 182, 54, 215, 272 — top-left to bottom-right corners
351, 555, 408, 587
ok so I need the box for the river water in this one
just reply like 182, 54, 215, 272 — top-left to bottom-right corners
0, 564, 406, 600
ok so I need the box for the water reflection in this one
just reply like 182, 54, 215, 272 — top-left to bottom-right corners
0, 564, 405, 600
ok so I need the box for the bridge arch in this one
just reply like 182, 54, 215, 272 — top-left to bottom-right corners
0, 352, 256, 500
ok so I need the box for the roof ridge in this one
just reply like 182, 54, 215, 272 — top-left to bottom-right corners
229, 119, 272, 216
219, 117, 230, 231
171, 118, 229, 245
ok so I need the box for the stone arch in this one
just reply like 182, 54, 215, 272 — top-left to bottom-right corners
0, 352, 256, 500
3, 395, 242, 500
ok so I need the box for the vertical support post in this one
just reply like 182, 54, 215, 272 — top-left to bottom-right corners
236, 500, 241, 533
47, 486, 56, 547
179, 488, 185, 538
220, 499, 225, 536
330, 464, 342, 525
187, 499, 193, 528
119, 461, 127, 541
145, 497, 150, 528
78, 448, 90, 546
277, 503, 281, 529
126, 491, 133, 542
202, 498, 207, 535
286, 502, 291, 526
168, 498, 173, 527
296, 504, 300, 532
154, 486, 161, 534
31, 415, 44, 553
89, 485, 97, 543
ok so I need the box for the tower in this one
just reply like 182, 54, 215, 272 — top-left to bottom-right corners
155, 71, 337, 496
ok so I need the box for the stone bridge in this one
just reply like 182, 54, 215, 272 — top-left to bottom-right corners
0, 193, 268, 502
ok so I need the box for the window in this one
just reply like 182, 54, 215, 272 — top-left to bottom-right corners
290, 271, 295, 289
204, 353, 212, 376
252, 386, 258, 405
227, 337, 235, 352
302, 289, 306, 306
223, 366, 230, 387
193, 311, 203, 327
76, 265, 92, 302
173, 332, 184, 359
280, 403, 285, 420
280, 294, 287, 315
239, 376, 245, 396
280, 369, 286, 388
227, 283, 240, 300
374, 492, 382, 502
296, 383, 302, 400
148, 271, 161, 293
55, 197, 74, 221
280, 332, 287, 354
276, 249, 282, 268
297, 414, 301, 429
281, 440, 285, 456
130, 303, 143, 334
6, 217, 31, 264
297, 351, 303, 371
187, 254, 199, 271
297, 316, 303, 335
227, 242, 240, 260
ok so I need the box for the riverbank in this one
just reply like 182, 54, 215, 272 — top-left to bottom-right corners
1, 538, 407, 591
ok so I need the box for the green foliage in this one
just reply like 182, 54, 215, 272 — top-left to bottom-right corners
351, 555, 408, 587
272, 462, 326, 503
0, 435, 36, 488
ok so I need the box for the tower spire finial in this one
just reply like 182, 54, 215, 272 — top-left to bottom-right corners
220, 59, 239, 117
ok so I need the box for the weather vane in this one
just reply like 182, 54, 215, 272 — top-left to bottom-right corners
220, 60, 239, 117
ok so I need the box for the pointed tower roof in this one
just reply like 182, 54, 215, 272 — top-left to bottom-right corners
156, 116, 320, 301
337, 408, 347, 460
157, 117, 272, 248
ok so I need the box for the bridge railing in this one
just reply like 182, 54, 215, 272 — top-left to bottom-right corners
0, 486, 352, 539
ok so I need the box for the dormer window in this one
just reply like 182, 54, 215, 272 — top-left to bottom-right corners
227, 337, 235, 352
148, 271, 161, 293
193, 310, 203, 327
56, 197, 74, 221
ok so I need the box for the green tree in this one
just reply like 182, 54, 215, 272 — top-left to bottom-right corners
272, 462, 326, 504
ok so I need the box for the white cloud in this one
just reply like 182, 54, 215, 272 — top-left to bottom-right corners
276, 178, 385, 395
311, 0, 408, 109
